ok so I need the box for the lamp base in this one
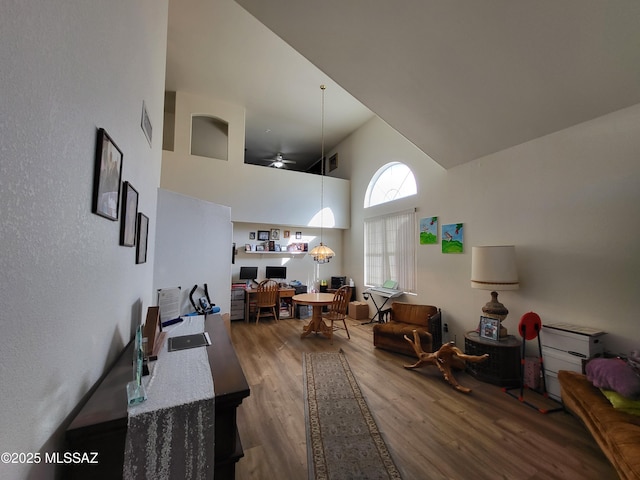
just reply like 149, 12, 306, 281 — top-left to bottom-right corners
499, 323, 508, 338
482, 291, 509, 338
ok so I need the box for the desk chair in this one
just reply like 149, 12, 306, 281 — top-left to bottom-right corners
322, 286, 351, 344
255, 279, 279, 324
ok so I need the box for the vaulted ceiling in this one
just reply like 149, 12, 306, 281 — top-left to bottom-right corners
166, 0, 640, 171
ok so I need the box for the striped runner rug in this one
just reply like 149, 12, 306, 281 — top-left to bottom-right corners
303, 350, 402, 479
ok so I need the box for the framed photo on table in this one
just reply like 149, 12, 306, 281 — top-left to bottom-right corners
479, 316, 500, 341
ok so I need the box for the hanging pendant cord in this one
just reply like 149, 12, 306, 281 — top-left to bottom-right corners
320, 84, 326, 244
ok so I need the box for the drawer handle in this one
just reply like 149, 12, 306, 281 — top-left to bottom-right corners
568, 351, 587, 358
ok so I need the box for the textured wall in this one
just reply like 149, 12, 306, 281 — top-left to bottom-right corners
161, 90, 351, 228
341, 106, 640, 356
0, 1, 168, 478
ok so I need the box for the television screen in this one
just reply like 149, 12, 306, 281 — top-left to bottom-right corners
239, 266, 258, 280
265, 265, 287, 279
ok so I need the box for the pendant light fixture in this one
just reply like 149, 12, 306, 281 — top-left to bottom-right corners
310, 84, 335, 264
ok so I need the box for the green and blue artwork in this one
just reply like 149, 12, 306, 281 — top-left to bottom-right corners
419, 217, 438, 244
442, 223, 464, 253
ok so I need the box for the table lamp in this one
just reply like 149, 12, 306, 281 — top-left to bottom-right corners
471, 246, 519, 338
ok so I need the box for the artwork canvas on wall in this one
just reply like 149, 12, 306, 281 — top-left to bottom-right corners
442, 223, 464, 253
419, 217, 438, 244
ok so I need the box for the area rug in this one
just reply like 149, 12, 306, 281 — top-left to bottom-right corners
303, 350, 402, 479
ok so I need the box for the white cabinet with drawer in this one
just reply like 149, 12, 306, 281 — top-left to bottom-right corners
541, 323, 606, 401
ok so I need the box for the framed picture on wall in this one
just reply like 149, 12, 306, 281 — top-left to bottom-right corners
270, 228, 280, 240
120, 181, 139, 247
257, 230, 270, 241
136, 213, 149, 264
92, 128, 123, 221
141, 101, 152, 147
249, 232, 256, 240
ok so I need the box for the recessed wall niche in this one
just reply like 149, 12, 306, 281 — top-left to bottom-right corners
191, 115, 229, 160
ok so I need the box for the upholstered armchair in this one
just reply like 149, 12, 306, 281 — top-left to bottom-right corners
373, 302, 442, 358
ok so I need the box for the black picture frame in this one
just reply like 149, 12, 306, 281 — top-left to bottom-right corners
257, 230, 270, 241
136, 213, 149, 264
92, 128, 123, 221
120, 181, 139, 247
479, 316, 500, 341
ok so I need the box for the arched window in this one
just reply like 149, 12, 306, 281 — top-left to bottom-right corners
364, 162, 417, 208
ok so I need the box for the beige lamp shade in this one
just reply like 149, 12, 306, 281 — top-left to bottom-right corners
471, 246, 519, 290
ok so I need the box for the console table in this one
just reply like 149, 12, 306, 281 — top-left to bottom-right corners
65, 313, 249, 479
464, 331, 521, 387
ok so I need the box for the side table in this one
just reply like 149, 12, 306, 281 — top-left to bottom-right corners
464, 331, 521, 387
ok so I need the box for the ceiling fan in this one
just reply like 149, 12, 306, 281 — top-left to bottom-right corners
260, 153, 296, 169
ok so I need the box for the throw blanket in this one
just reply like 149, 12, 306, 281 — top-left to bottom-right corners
124, 316, 215, 479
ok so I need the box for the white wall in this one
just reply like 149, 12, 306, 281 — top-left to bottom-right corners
154, 189, 232, 316
161, 91, 350, 228
0, 1, 168, 478
232, 223, 345, 291
341, 106, 640, 356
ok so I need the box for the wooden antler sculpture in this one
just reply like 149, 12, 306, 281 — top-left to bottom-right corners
403, 330, 489, 393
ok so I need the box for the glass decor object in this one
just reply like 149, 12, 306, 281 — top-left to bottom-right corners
126, 325, 147, 405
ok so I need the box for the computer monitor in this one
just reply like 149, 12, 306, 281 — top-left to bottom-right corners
265, 265, 287, 280
331, 276, 346, 289
239, 266, 258, 281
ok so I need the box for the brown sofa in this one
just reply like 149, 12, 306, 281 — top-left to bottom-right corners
558, 370, 640, 480
372, 302, 442, 358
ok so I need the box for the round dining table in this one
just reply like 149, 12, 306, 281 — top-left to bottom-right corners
292, 292, 335, 339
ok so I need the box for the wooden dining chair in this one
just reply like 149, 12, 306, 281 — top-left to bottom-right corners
255, 279, 279, 323
322, 285, 351, 344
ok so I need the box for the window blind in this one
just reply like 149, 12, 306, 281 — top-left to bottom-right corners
364, 209, 416, 292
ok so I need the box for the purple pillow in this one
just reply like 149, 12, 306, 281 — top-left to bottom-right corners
586, 358, 640, 400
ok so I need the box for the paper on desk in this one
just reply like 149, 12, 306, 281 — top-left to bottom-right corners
157, 286, 181, 321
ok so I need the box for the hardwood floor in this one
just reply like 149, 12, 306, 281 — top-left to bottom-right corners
230, 316, 617, 480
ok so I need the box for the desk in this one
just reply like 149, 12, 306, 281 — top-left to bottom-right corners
293, 292, 335, 339
244, 286, 295, 321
